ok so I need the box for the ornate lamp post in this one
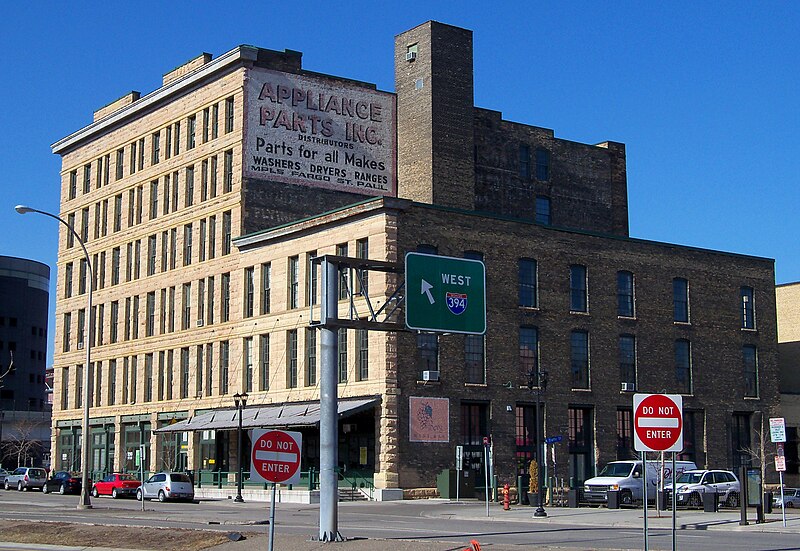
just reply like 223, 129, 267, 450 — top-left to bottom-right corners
16, 205, 93, 509
527, 367, 548, 518
233, 392, 248, 502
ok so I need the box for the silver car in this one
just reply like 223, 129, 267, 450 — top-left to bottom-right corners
4, 467, 48, 491
664, 469, 741, 507
136, 472, 194, 502
774, 488, 800, 508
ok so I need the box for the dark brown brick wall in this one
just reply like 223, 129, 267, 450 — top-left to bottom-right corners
389, 201, 778, 489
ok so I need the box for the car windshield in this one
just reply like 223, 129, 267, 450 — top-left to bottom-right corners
598, 463, 634, 477
677, 472, 703, 484
170, 474, 191, 483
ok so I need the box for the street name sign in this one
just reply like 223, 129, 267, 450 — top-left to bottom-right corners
770, 417, 787, 443
250, 429, 302, 484
405, 252, 486, 334
633, 394, 683, 453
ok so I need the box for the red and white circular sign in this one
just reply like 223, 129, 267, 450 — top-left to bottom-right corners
633, 394, 683, 453
250, 429, 302, 484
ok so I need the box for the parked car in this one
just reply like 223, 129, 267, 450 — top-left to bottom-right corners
664, 469, 740, 507
4, 467, 48, 491
773, 488, 800, 508
42, 471, 86, 495
92, 473, 141, 498
0, 469, 8, 484
583, 460, 697, 505
136, 472, 194, 502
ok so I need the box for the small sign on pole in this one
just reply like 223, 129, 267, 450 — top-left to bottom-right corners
775, 456, 787, 472
455, 445, 463, 471
770, 418, 787, 443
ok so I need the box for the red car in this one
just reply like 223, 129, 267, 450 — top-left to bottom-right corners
91, 473, 141, 498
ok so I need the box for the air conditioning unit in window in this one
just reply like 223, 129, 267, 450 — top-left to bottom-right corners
621, 382, 636, 392
77, 342, 84, 350
422, 370, 440, 382
196, 319, 204, 327
342, 423, 357, 434
406, 51, 417, 62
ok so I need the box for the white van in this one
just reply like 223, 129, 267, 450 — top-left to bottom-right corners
583, 460, 696, 505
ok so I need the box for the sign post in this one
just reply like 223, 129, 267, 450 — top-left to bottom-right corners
405, 253, 486, 335
634, 394, 684, 551
455, 445, 463, 503
250, 429, 303, 551
770, 418, 787, 527
483, 437, 491, 517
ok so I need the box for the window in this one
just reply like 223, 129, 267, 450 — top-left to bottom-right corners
743, 345, 758, 398
147, 235, 157, 276
96, 304, 104, 346
96, 157, 103, 190
114, 194, 122, 232
204, 344, 213, 397
210, 155, 218, 197
225, 96, 234, 133
673, 278, 689, 323
465, 335, 485, 384
61, 367, 69, 409
77, 308, 86, 348
201, 159, 209, 201
212, 103, 219, 139
515, 405, 538, 471
150, 180, 159, 220
535, 148, 550, 180
83, 164, 91, 193
570, 265, 588, 312
244, 337, 253, 393
68, 170, 77, 200
338, 328, 348, 383
259, 334, 270, 391
206, 277, 215, 325
307, 252, 318, 306
170, 228, 177, 269
261, 263, 271, 314
171, 171, 179, 211
187, 115, 196, 149
223, 149, 233, 192
570, 330, 589, 389
288, 256, 299, 309
173, 121, 181, 156
357, 329, 369, 381
166, 350, 174, 400
66, 213, 75, 248
168, 286, 176, 332
181, 283, 191, 330
519, 326, 538, 382
417, 333, 438, 374
115, 148, 124, 179
306, 329, 317, 386
243, 267, 255, 318
183, 224, 192, 266
674, 339, 692, 394
111, 247, 120, 285
518, 258, 537, 307
80, 207, 89, 241
356, 238, 369, 295
287, 330, 298, 388
180, 348, 190, 399
129, 142, 137, 174
133, 239, 142, 280
619, 335, 636, 387
146, 292, 155, 337
222, 211, 232, 255
199, 219, 207, 262
108, 360, 116, 405
197, 279, 205, 325
110, 301, 118, 343
76, 365, 83, 408
519, 143, 531, 178
64, 262, 73, 298
202, 108, 210, 143
208, 215, 217, 259
62, 313, 71, 352
617, 271, 635, 317
616, 409, 636, 459
185, 165, 194, 207
221, 272, 230, 322
535, 196, 551, 225
159, 289, 167, 334
219, 341, 229, 395
151, 131, 160, 164
568, 406, 593, 485
336, 243, 349, 299
731, 413, 751, 470
741, 286, 755, 329
144, 354, 153, 402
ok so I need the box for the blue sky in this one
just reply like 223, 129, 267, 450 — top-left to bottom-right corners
1, 1, 798, 366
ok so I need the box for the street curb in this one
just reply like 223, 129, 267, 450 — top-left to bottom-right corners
0, 544, 153, 551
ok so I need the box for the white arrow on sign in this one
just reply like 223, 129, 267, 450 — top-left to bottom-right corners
421, 279, 435, 304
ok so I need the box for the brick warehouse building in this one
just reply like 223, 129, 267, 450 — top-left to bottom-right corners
49, 21, 779, 496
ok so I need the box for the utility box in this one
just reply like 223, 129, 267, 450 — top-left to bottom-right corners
703, 492, 718, 512
436, 469, 474, 499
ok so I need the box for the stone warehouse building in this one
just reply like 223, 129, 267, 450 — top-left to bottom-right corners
49, 21, 779, 495
776, 282, 800, 486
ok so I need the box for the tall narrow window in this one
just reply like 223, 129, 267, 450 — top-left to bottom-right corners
519, 143, 531, 178
221, 272, 230, 322
212, 103, 219, 139
356, 238, 369, 295
259, 334, 270, 391
244, 337, 253, 393
465, 334, 485, 384
243, 267, 254, 318
535, 196, 551, 225
617, 271, 635, 317
147, 235, 157, 276
743, 345, 758, 398
68, 170, 77, 200
519, 326, 538, 382
187, 115, 196, 149
62, 313, 71, 352
225, 96, 234, 133
201, 159, 208, 201
83, 164, 91, 193
146, 292, 155, 337
180, 347, 190, 399
518, 258, 537, 307
185, 165, 195, 207
223, 149, 233, 192
568, 406, 593, 485
357, 329, 369, 381
306, 329, 317, 386
151, 131, 160, 165
616, 409, 636, 459
144, 354, 153, 402
64, 262, 73, 298
197, 279, 205, 325
181, 283, 191, 330
731, 413, 752, 470
208, 215, 217, 259
183, 224, 192, 266
115, 148, 124, 179
307, 252, 318, 306
173, 121, 181, 156
110, 301, 118, 343
288, 256, 299, 309
338, 328, 348, 383
570, 330, 589, 389
204, 344, 213, 397
202, 108, 209, 143
287, 330, 298, 388
210, 155, 218, 197
570, 265, 588, 312
673, 278, 690, 323
150, 180, 159, 220
417, 333, 438, 374
222, 211, 232, 255
199, 218, 207, 262
675, 339, 692, 394
207, 276, 215, 326
114, 194, 122, 232
619, 335, 636, 387
535, 148, 550, 180
62, 367, 70, 409
741, 286, 755, 329
220, 342, 230, 395
261, 262, 271, 314
108, 360, 116, 405
337, 243, 349, 299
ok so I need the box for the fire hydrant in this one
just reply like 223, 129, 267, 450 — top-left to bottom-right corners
502, 483, 511, 511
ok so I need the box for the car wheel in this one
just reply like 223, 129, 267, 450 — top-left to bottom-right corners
18, 482, 24, 492
112, 488, 119, 499
787, 502, 794, 509
620, 490, 634, 506
3, 481, 8, 491
158, 490, 166, 502
688, 492, 702, 508
136, 489, 143, 501
91, 486, 99, 498
42, 484, 50, 494
726, 492, 740, 508
59, 484, 67, 495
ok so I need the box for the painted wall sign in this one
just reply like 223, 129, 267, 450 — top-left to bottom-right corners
409, 397, 449, 443
245, 68, 396, 196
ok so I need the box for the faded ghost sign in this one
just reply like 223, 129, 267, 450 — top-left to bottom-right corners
244, 68, 396, 196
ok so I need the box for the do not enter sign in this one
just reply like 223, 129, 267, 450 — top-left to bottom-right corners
633, 394, 683, 453
250, 429, 302, 485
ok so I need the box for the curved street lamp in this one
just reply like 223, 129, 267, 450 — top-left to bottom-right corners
16, 205, 94, 509
527, 367, 548, 518
233, 392, 248, 502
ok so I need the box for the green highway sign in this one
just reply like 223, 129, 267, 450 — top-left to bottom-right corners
405, 252, 486, 334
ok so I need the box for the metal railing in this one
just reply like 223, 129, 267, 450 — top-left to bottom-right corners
337, 468, 374, 500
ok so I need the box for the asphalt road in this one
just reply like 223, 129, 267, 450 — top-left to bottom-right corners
1, 490, 799, 551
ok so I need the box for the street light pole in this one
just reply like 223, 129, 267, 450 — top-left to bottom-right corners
528, 367, 548, 518
16, 205, 93, 509
233, 392, 248, 503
